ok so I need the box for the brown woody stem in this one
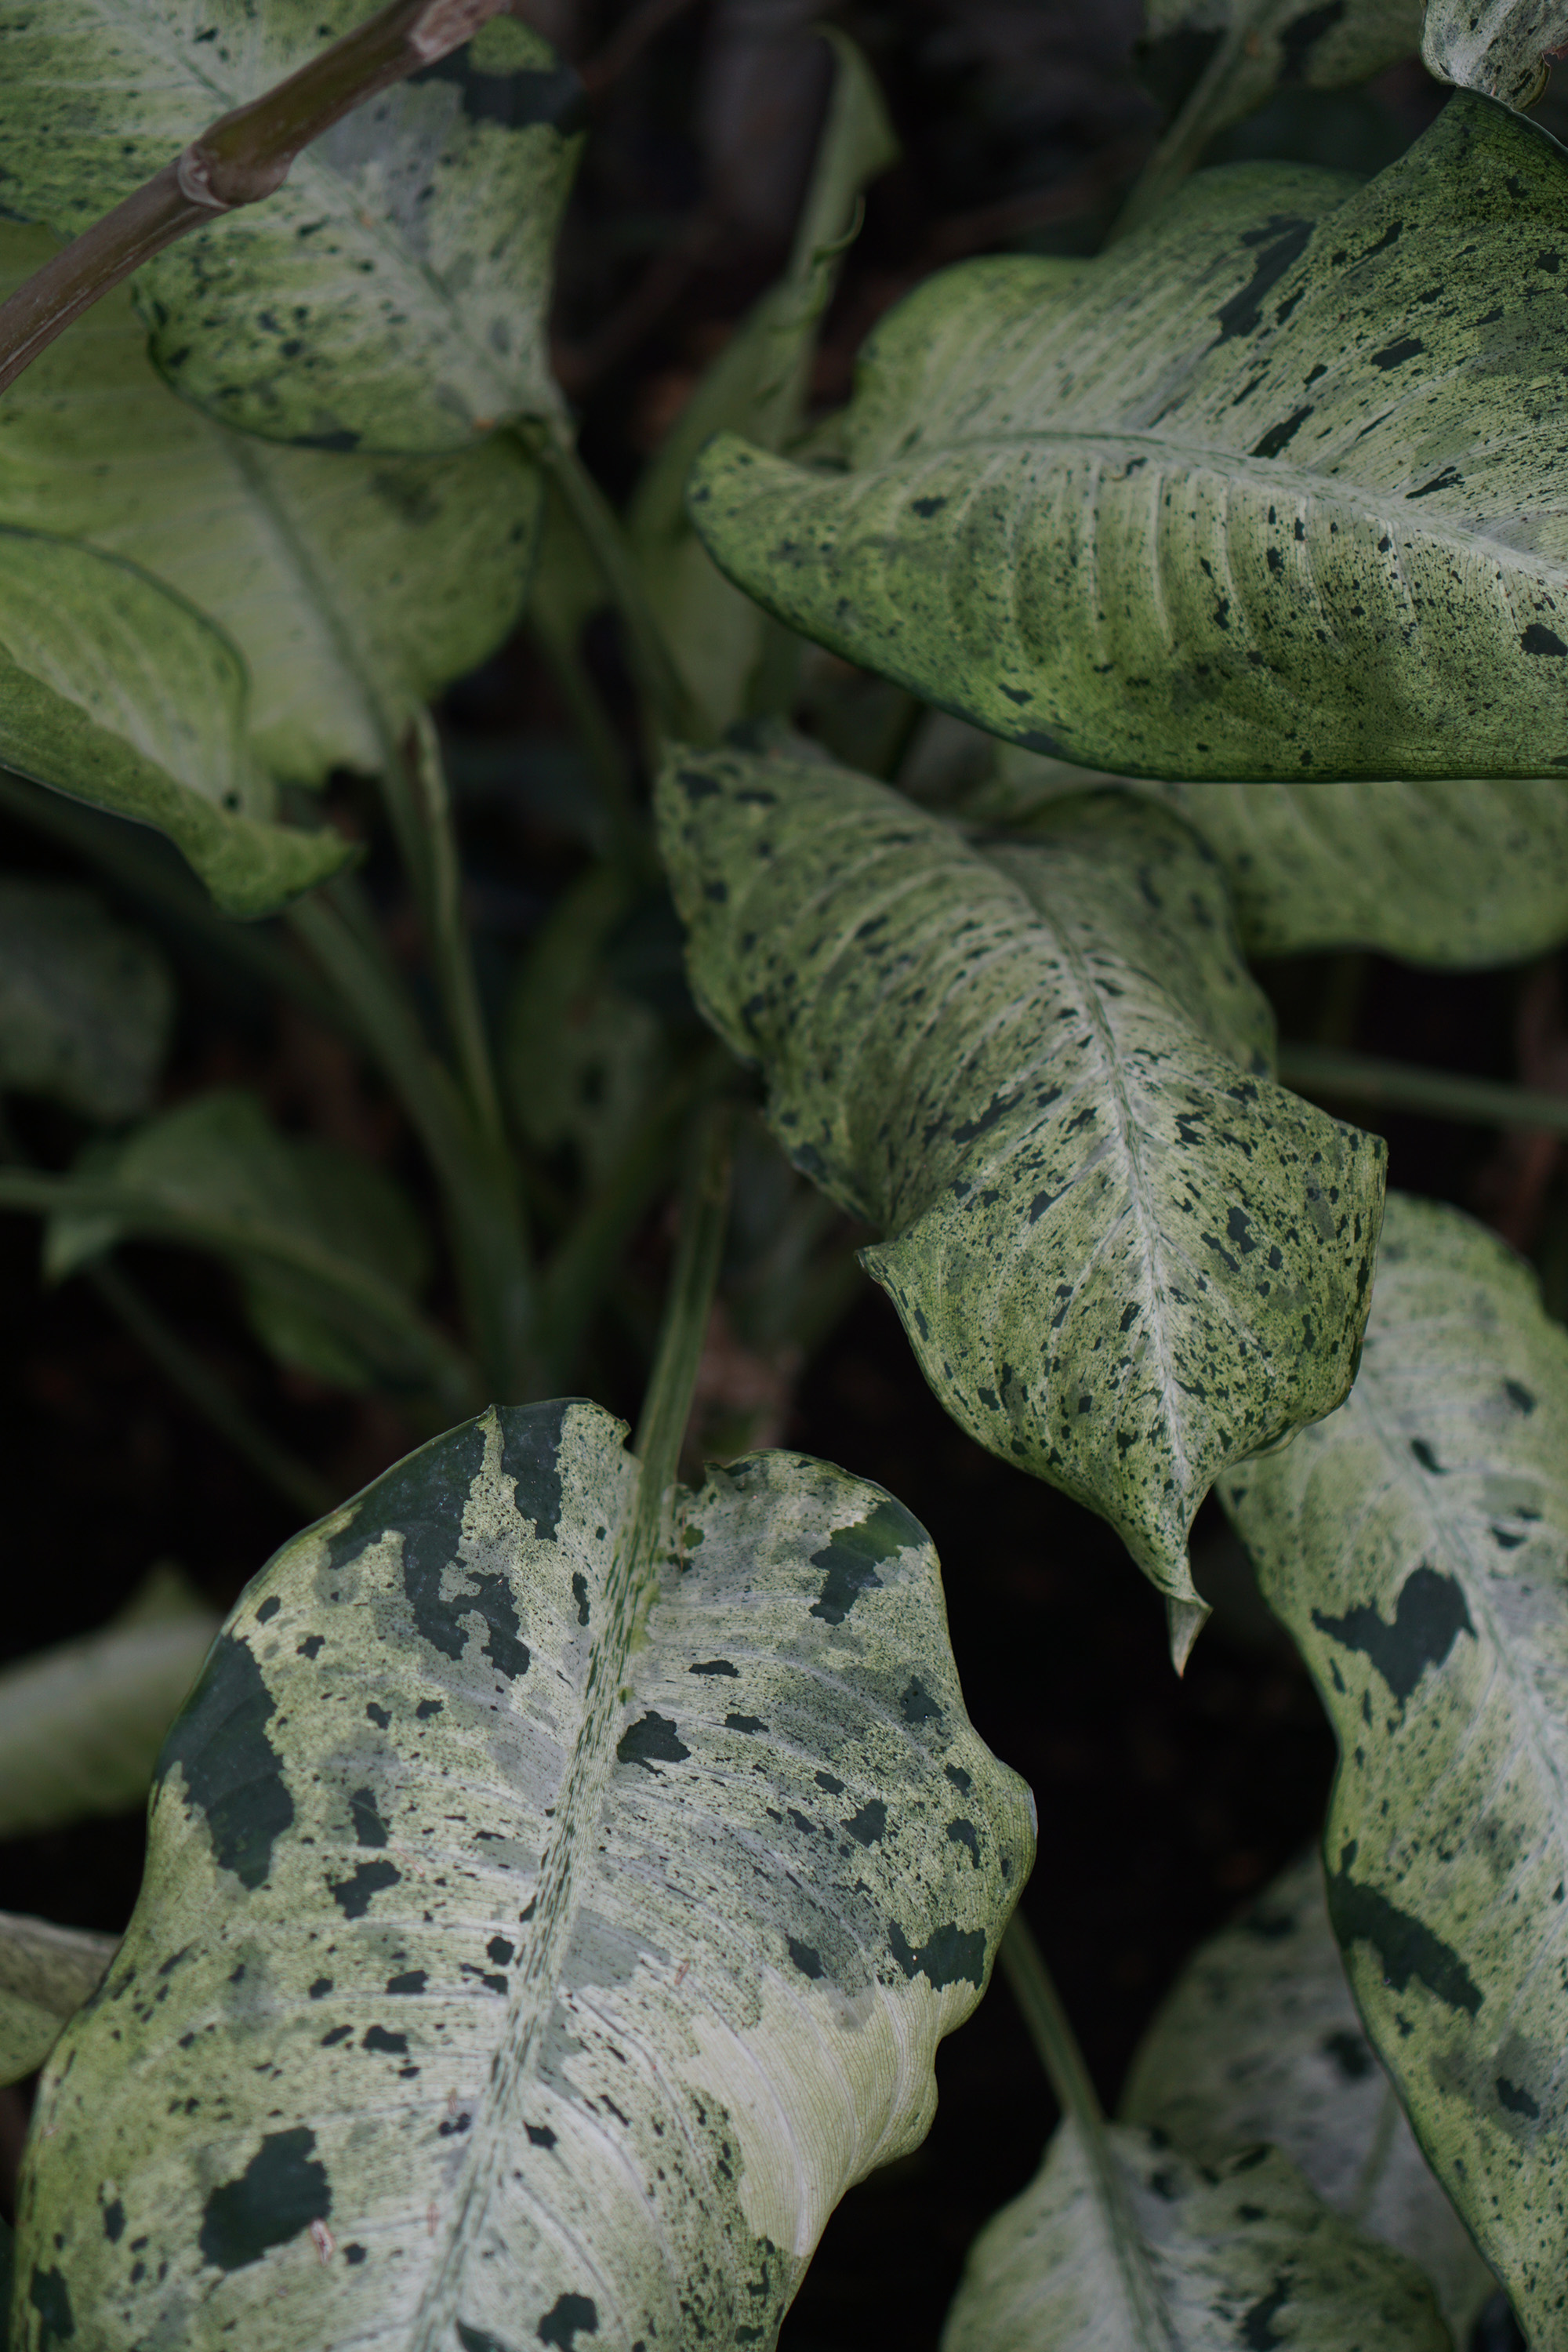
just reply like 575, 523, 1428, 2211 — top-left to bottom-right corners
0, 0, 507, 397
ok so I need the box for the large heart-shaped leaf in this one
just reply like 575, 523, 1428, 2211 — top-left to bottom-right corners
0, 223, 542, 786
14, 1399, 1033, 2349
1221, 1192, 1568, 2346
0, 9, 582, 456
689, 96, 1568, 781
657, 741, 1384, 1632
0, 877, 173, 1121
0, 530, 351, 916
964, 745, 1568, 967
0, 1914, 116, 2089
941, 2120, 1449, 2350
1122, 1847, 1494, 2339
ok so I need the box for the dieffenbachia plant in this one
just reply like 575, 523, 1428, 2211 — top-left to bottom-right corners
7, 0, 1568, 2342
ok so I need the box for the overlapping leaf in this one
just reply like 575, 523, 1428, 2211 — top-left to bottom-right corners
0, 879, 172, 1122
1424, 0, 1568, 111
657, 742, 1384, 1629
1221, 1192, 1568, 2346
0, 223, 543, 786
0, 9, 582, 456
1141, 0, 1422, 140
0, 531, 351, 916
690, 96, 1568, 781
941, 2120, 1449, 2350
14, 1399, 1032, 2350
0, 1915, 116, 2089
1123, 1847, 1494, 2338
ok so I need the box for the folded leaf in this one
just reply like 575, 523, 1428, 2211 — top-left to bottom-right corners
1142, 0, 1422, 135
941, 2119, 1449, 2350
0, 530, 351, 916
0, 1913, 117, 2089
690, 96, 1568, 780
1221, 1192, 1568, 2346
0, 8, 582, 456
0, 223, 543, 786
15, 1399, 1033, 2349
0, 1565, 220, 1842
1423, 0, 1568, 110
0, 878, 172, 1121
658, 742, 1385, 1623
1123, 1846, 1494, 2339
45, 1091, 433, 1392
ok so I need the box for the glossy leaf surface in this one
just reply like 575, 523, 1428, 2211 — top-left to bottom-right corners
0, 9, 582, 455
15, 1399, 1032, 2350
0, 1566, 220, 1842
1222, 1192, 1568, 2346
0, 224, 543, 786
1122, 1846, 1494, 2339
0, 530, 351, 916
941, 2119, 1450, 2350
658, 742, 1384, 1618
0, 1914, 116, 2089
690, 98, 1568, 781
0, 879, 172, 1122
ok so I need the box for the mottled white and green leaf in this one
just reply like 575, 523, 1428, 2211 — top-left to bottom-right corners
1222, 1193, 1568, 2347
1423, 0, 1568, 111
941, 2120, 1450, 2350
1122, 1847, 1494, 2339
0, 879, 172, 1123
0, 1915, 116, 2090
14, 1399, 1032, 2350
657, 741, 1384, 1628
0, 7, 582, 456
0, 223, 543, 787
689, 97, 1568, 781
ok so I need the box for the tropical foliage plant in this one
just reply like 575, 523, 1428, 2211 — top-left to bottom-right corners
1, 0, 1567, 2345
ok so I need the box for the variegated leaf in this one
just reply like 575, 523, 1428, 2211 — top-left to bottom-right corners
1221, 1192, 1568, 2347
1142, 0, 1422, 136
0, 1915, 117, 2089
14, 1399, 1032, 2350
656, 740, 1384, 1630
688, 97, 1568, 782
1423, 0, 1568, 111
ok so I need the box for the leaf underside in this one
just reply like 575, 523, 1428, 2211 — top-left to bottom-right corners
15, 1400, 1032, 2352
657, 742, 1385, 1610
1222, 1192, 1568, 2347
690, 96, 1568, 781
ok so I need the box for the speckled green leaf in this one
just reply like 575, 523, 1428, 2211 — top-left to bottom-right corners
0, 9, 581, 456
1143, 0, 1422, 140
0, 223, 542, 786
14, 1399, 1032, 2350
0, 529, 351, 916
0, 1566, 220, 1844
0, 878, 172, 1122
1423, 0, 1568, 110
656, 741, 1385, 1625
965, 743, 1568, 967
0, 1914, 116, 2090
46, 1090, 432, 1393
1221, 1191, 1568, 2347
690, 96, 1568, 782
941, 2119, 1449, 2351
1122, 1846, 1494, 2339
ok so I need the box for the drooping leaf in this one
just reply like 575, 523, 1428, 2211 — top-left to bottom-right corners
45, 1091, 433, 1392
626, 31, 897, 735
941, 2118, 1450, 2350
0, 877, 173, 1121
503, 863, 673, 1193
1221, 1191, 1568, 2346
1140, 0, 1422, 136
689, 96, 1568, 782
0, 223, 543, 787
0, 529, 351, 916
657, 742, 1385, 1627
964, 742, 1568, 967
1122, 1846, 1494, 2339
1423, 0, 1568, 111
0, 9, 583, 456
14, 1399, 1033, 2349
0, 1913, 117, 2089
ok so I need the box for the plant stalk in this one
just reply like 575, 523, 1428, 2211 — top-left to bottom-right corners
633, 1103, 734, 1514
1107, 0, 1261, 245
0, 0, 510, 395
1278, 1043, 1568, 1136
